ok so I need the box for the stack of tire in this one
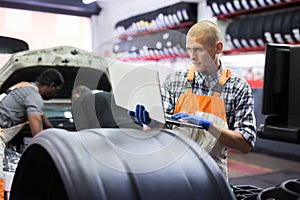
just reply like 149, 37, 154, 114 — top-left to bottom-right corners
113, 27, 188, 60
207, 0, 292, 16
225, 8, 300, 49
113, 2, 197, 60
257, 179, 300, 200
232, 179, 300, 199
115, 2, 197, 36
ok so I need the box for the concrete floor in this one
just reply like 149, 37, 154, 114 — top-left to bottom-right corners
228, 149, 300, 189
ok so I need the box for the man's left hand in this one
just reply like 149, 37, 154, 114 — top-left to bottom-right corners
171, 112, 211, 131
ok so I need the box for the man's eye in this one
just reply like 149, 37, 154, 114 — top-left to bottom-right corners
186, 48, 204, 52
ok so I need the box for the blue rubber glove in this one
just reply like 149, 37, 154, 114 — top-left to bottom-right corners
128, 104, 151, 125
171, 112, 211, 131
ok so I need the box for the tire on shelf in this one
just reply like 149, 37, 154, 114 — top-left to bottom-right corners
291, 9, 300, 43
263, 13, 277, 44
252, 15, 266, 47
272, 11, 288, 44
225, 19, 243, 49
282, 10, 296, 44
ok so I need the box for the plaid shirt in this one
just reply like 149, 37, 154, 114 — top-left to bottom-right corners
161, 65, 257, 147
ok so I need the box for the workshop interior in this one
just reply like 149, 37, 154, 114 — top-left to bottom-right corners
0, 0, 300, 200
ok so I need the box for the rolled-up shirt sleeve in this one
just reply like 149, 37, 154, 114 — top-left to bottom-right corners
226, 76, 257, 148
25, 93, 44, 115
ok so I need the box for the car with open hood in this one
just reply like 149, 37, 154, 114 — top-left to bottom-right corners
0, 44, 111, 153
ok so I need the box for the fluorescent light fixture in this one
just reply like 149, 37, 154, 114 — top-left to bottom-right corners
82, 0, 96, 4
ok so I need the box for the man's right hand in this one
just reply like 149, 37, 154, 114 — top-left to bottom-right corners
128, 104, 151, 125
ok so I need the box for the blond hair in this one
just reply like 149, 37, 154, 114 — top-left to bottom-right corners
71, 85, 91, 101
187, 20, 222, 46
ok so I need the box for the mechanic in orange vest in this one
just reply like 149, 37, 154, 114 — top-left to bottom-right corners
130, 20, 256, 180
0, 69, 64, 199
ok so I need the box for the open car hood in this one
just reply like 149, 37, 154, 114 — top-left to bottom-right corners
0, 46, 111, 99
0, 46, 113, 146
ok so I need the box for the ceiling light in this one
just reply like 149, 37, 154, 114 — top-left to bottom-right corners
82, 0, 96, 4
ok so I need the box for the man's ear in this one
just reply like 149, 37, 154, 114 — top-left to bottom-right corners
49, 82, 56, 88
216, 41, 223, 54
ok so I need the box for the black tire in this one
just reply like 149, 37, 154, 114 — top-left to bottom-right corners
10, 128, 235, 200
